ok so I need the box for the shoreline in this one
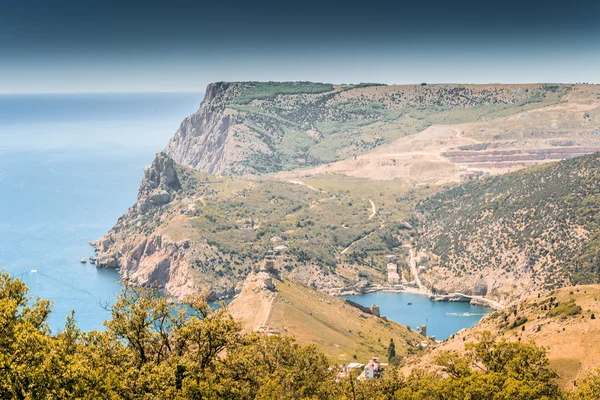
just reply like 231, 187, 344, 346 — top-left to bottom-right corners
330, 285, 502, 310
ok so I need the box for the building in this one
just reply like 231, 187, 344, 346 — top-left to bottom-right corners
359, 356, 381, 380
387, 263, 400, 284
370, 304, 380, 317
263, 277, 274, 290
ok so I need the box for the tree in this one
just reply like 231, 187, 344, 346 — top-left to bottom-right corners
570, 367, 600, 399
387, 338, 396, 360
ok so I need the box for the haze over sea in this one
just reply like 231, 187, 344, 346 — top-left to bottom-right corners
0, 93, 202, 332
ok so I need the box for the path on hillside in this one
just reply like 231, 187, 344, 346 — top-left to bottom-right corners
288, 180, 320, 192
339, 200, 381, 255
340, 230, 379, 255
262, 294, 277, 327
409, 247, 427, 292
368, 199, 377, 220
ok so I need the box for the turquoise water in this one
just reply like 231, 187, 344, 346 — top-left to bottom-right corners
342, 291, 492, 340
0, 93, 202, 332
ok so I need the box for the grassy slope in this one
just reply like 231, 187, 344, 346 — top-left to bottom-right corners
403, 285, 600, 388
228, 274, 430, 364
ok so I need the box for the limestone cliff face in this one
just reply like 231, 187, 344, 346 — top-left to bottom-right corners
165, 82, 273, 176
137, 152, 181, 212
93, 152, 214, 301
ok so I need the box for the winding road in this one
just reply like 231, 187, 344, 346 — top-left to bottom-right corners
408, 247, 427, 292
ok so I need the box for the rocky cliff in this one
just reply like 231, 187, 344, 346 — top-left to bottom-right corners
94, 152, 208, 301
165, 82, 269, 175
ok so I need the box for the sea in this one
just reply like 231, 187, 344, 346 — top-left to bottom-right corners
342, 291, 492, 340
0, 92, 491, 337
0, 93, 202, 332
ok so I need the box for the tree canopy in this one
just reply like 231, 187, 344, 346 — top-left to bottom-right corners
0, 271, 598, 399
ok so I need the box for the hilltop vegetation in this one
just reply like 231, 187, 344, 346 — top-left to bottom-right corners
228, 81, 335, 104
416, 152, 600, 300
3, 271, 600, 399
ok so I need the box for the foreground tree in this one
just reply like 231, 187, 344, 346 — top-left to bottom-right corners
0, 272, 582, 399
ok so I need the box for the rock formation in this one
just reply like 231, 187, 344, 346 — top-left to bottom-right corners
137, 152, 181, 212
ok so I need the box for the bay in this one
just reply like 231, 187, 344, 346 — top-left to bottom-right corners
342, 291, 492, 340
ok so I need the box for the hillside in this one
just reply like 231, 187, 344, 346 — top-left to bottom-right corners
166, 82, 600, 181
94, 153, 433, 300
415, 151, 600, 302
227, 271, 431, 363
281, 84, 600, 184
95, 82, 600, 303
403, 285, 600, 388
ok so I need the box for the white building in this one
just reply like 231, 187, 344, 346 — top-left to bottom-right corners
387, 263, 400, 284
359, 356, 381, 380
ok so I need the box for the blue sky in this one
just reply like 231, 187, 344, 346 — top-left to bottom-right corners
1, 0, 599, 93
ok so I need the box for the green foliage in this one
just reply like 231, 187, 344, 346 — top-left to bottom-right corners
230, 81, 335, 105
570, 367, 600, 399
417, 152, 600, 293
546, 300, 582, 318
1, 272, 591, 399
387, 338, 396, 360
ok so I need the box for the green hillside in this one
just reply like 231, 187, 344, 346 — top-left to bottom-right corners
97, 159, 434, 298
416, 152, 600, 299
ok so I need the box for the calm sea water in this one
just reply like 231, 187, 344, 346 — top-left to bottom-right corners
0, 93, 202, 332
342, 291, 492, 340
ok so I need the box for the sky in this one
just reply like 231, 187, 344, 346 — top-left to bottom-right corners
1, 0, 599, 93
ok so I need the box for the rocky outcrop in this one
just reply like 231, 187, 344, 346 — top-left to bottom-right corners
165, 82, 274, 176
95, 232, 201, 301
137, 152, 181, 212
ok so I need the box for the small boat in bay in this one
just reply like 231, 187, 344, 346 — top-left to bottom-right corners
407, 302, 412, 305
80, 258, 87, 263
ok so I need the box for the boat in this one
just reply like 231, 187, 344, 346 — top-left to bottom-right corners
407, 302, 412, 305
80, 258, 87, 263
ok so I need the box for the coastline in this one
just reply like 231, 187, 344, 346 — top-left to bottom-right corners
328, 283, 502, 310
